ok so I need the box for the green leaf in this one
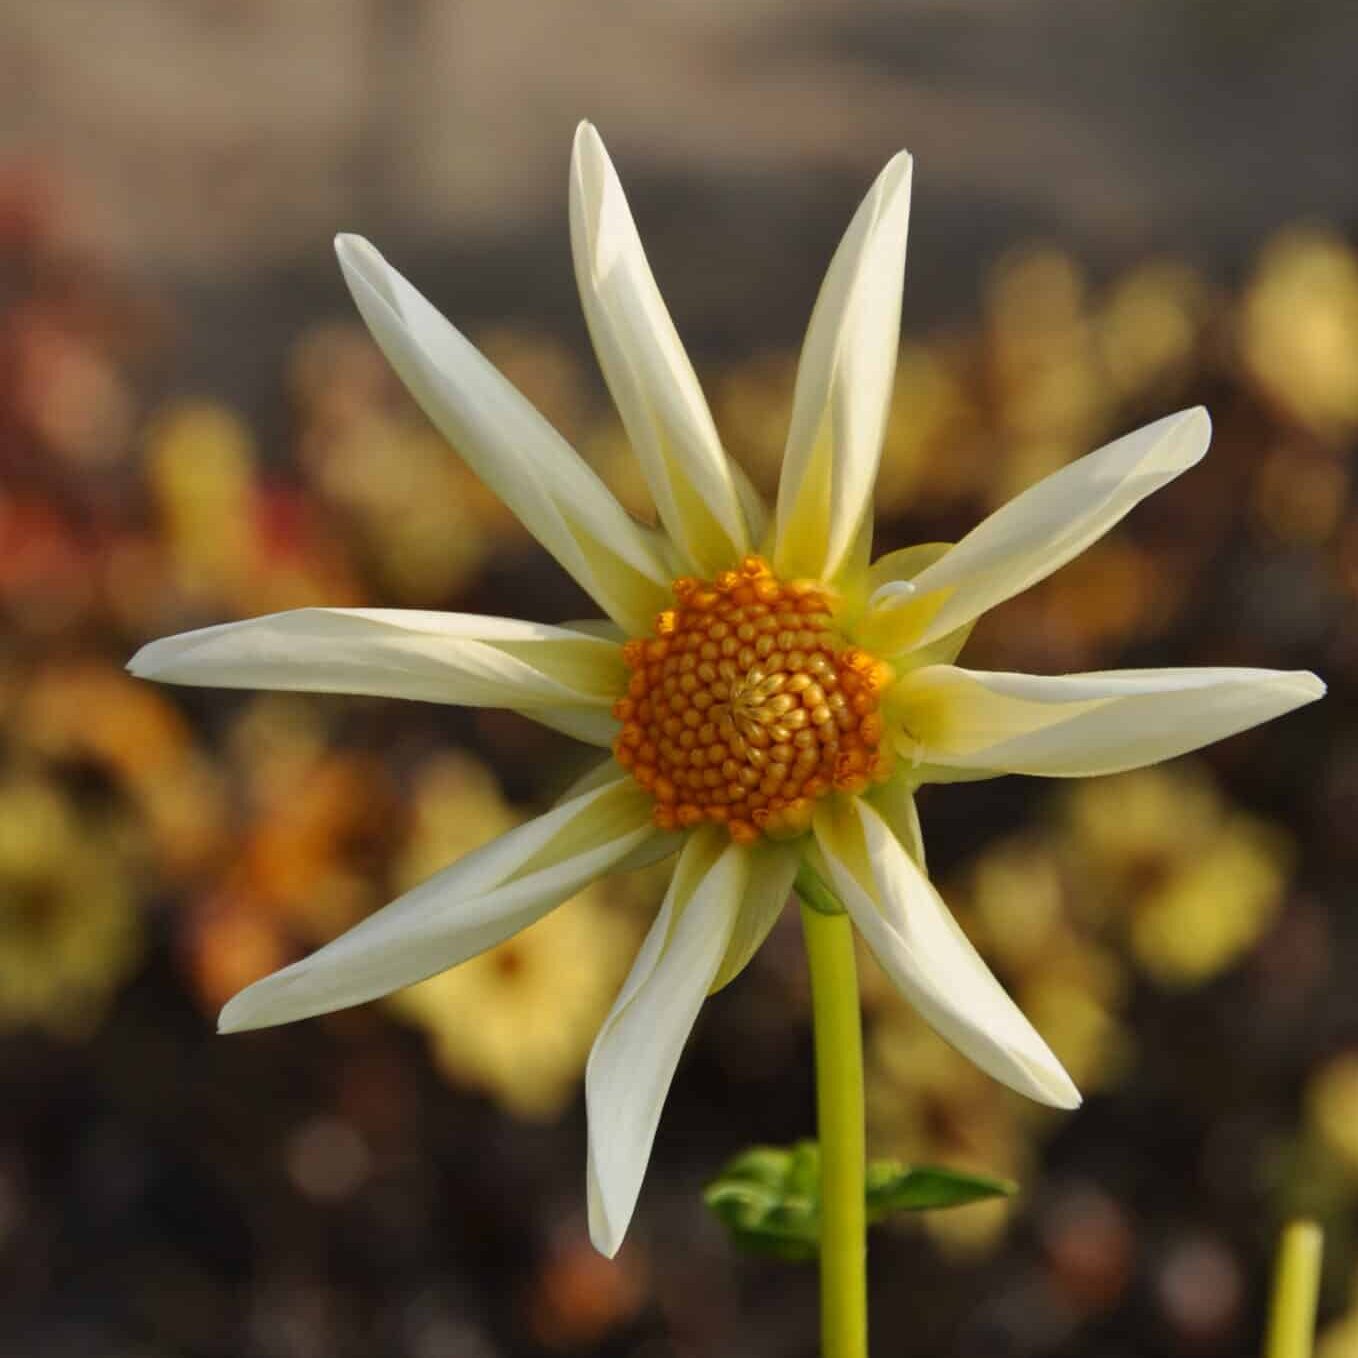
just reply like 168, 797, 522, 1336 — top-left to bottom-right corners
703, 1142, 822, 1260
703, 1141, 1016, 1258
865, 1160, 1017, 1219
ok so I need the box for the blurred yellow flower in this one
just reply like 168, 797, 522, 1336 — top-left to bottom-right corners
1318, 1271, 1358, 1358
1306, 1053, 1358, 1176
387, 752, 639, 1120
1127, 817, 1288, 986
146, 397, 365, 616
866, 1008, 1023, 1255
391, 750, 519, 885
1251, 444, 1349, 548
1096, 261, 1210, 403
1063, 765, 1291, 986
1063, 761, 1220, 890
1240, 229, 1358, 439
393, 888, 638, 1121
145, 401, 258, 603
1017, 957, 1130, 1093
0, 769, 143, 1037
21, 661, 229, 884
308, 413, 511, 603
224, 695, 394, 940
984, 247, 1109, 504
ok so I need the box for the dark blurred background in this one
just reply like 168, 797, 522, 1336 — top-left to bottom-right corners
1, 2, 1356, 1355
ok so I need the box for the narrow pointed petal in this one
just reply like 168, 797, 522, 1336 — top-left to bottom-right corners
813, 798, 1080, 1109
709, 839, 800, 993
873, 408, 1212, 651
130, 608, 627, 722
894, 665, 1325, 778
773, 151, 913, 582
335, 234, 673, 634
586, 828, 746, 1256
570, 123, 752, 576
219, 777, 656, 1033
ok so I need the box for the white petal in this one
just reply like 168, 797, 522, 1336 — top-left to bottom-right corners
813, 798, 1079, 1108
586, 828, 746, 1256
129, 608, 627, 717
335, 234, 673, 634
895, 665, 1326, 777
219, 777, 656, 1033
570, 123, 752, 577
773, 151, 913, 582
874, 408, 1212, 650
709, 839, 800, 993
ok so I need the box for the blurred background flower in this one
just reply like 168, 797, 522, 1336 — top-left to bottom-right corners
0, 763, 144, 1038
385, 752, 640, 1122
0, 1, 1353, 1352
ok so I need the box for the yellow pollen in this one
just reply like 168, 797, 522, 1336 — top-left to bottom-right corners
612, 556, 893, 841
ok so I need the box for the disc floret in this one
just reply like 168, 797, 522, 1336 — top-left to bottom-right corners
612, 557, 894, 842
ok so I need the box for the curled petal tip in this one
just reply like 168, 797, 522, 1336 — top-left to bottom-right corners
1175, 404, 1212, 455
217, 975, 287, 1034
1045, 1073, 1083, 1111
1291, 671, 1327, 701
572, 120, 608, 168
867, 578, 917, 609
588, 1223, 622, 1259
126, 636, 178, 680
884, 147, 914, 179
334, 234, 385, 285
1013, 1049, 1082, 1110
874, 150, 913, 206
217, 989, 258, 1034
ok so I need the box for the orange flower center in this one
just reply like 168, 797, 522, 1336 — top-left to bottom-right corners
612, 556, 893, 842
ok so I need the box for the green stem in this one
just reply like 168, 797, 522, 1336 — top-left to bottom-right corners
800, 889, 868, 1358
1264, 1221, 1323, 1358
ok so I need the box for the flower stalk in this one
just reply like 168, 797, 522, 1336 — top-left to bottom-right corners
801, 888, 868, 1358
1264, 1220, 1323, 1358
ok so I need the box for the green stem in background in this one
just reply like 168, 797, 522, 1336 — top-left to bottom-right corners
1264, 1221, 1323, 1358
799, 874, 868, 1358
